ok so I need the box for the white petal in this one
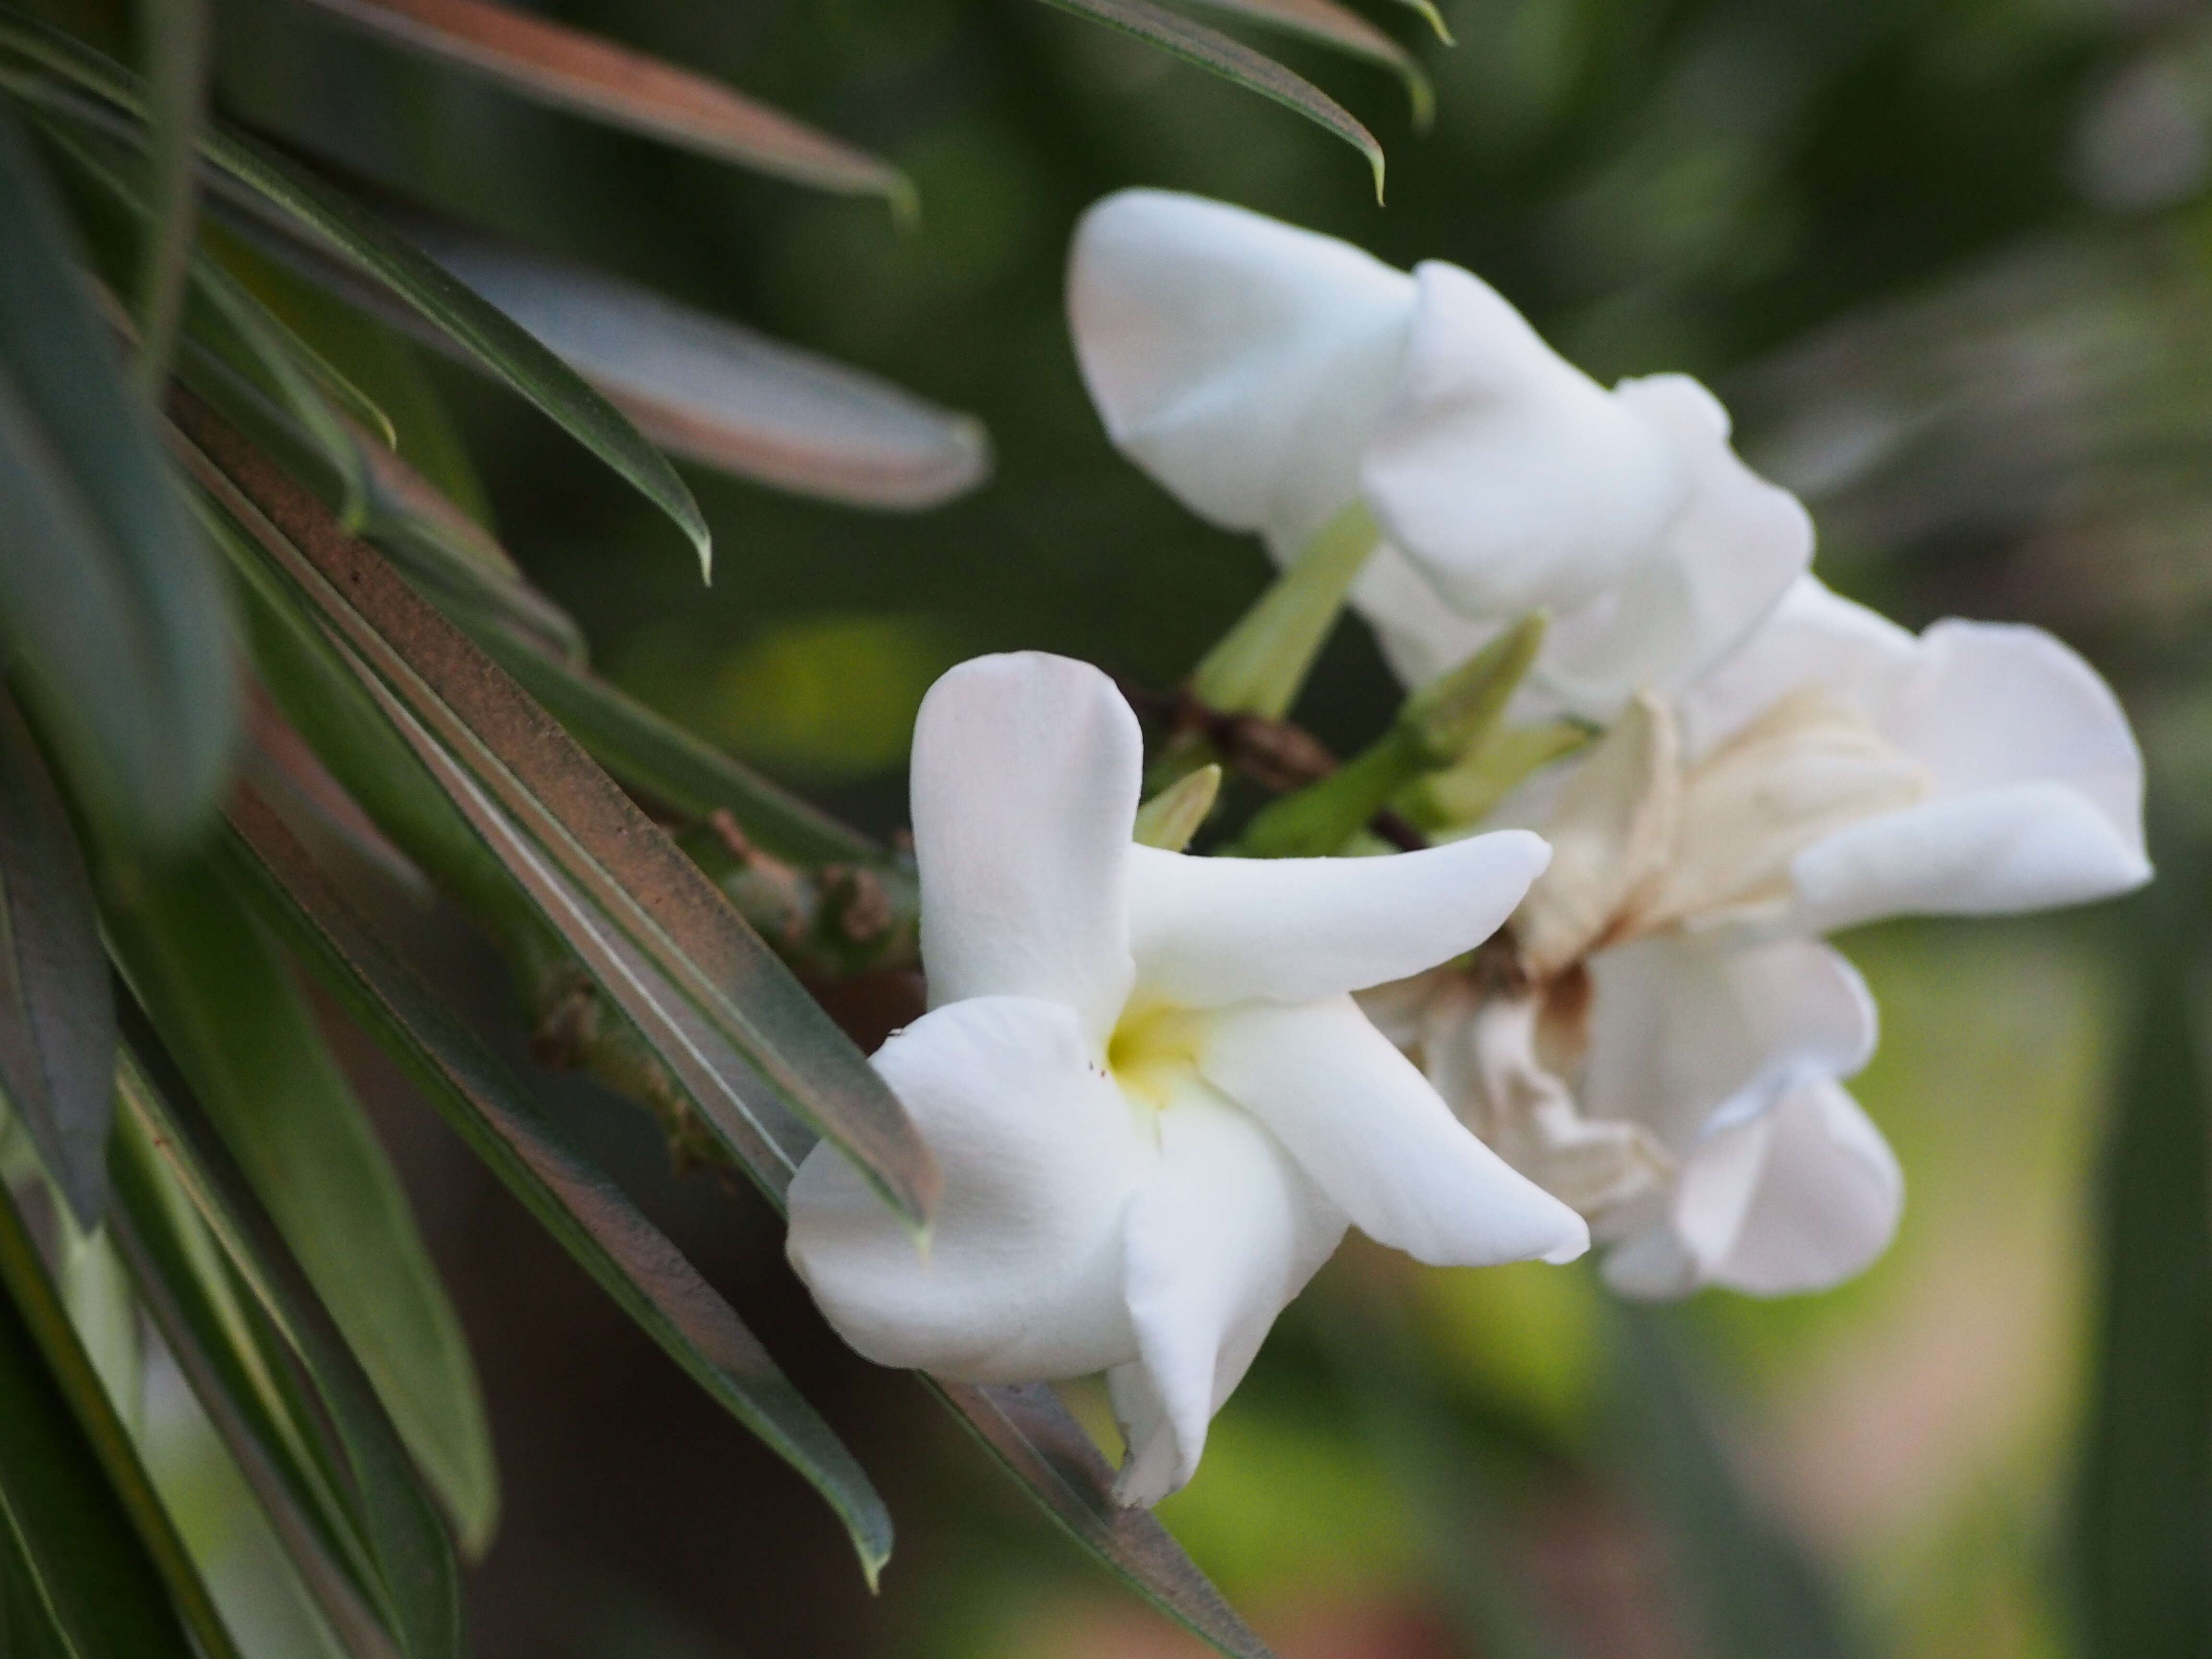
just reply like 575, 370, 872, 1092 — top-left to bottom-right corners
1788, 783, 2151, 935
1521, 375, 1811, 722
1068, 189, 1415, 557
786, 997, 1145, 1381
1604, 1076, 1902, 1301
1199, 997, 1589, 1267
1581, 934, 1876, 1153
1710, 1080, 1902, 1296
912, 653, 1138, 1039
1783, 617, 2150, 929
1109, 1091, 1346, 1505
1678, 576, 1919, 761
1514, 693, 1679, 976
1360, 263, 1687, 618
1126, 832, 1550, 1009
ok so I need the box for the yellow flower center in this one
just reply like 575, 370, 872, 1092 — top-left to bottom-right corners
1106, 1002, 1210, 1113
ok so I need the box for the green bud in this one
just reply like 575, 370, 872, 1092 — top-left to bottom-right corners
1230, 610, 1551, 859
1190, 501, 1379, 721
1133, 764, 1222, 852
1398, 720, 1592, 832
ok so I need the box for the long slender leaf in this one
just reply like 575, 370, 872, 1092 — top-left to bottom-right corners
289, 0, 911, 208
135, 0, 211, 388
109, 1106, 408, 1659
1603, 1306, 1856, 1659
0, 1190, 203, 1659
0, 687, 113, 1227
222, 784, 897, 1582
2071, 881, 2212, 1659
174, 395, 938, 1225
480, 634, 885, 868
1033, 0, 1384, 196
0, 98, 238, 854
930, 1380, 1277, 1659
413, 228, 992, 510
112, 1002, 464, 1659
0, 1174, 245, 1659
0, 9, 713, 577
1173, 0, 1431, 125
103, 858, 499, 1561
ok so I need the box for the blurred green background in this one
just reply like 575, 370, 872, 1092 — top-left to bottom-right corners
180, 0, 2212, 1653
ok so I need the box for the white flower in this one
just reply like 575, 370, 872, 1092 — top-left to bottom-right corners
787, 652, 1587, 1503
1067, 188, 1812, 721
1370, 577, 2149, 1298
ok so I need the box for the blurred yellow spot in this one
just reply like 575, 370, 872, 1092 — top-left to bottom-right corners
613, 612, 965, 783
1415, 1258, 1602, 1443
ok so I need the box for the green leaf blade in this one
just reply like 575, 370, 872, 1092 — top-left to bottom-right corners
103, 858, 500, 1563
221, 786, 897, 1582
0, 98, 239, 854
0, 686, 115, 1227
177, 396, 938, 1226
112, 1006, 465, 1659
0, 12, 713, 577
1033, 0, 1384, 196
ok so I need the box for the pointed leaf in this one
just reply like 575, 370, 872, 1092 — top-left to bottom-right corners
0, 98, 238, 854
413, 228, 991, 510
222, 785, 897, 1582
1603, 1307, 1855, 1659
0, 1173, 244, 1659
103, 859, 499, 1563
1034, 0, 1384, 196
478, 633, 885, 868
174, 395, 938, 1226
111, 1003, 463, 1659
0, 11, 713, 577
0, 686, 114, 1228
108, 1107, 410, 1659
0, 1201, 203, 1658
2071, 883, 2212, 1659
290, 0, 911, 207
1173, 0, 1431, 125
135, 0, 212, 387
929, 1380, 1277, 1659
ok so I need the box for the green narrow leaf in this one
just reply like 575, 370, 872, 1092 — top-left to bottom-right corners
289, 0, 913, 209
108, 1107, 410, 1659
135, 0, 212, 388
103, 858, 500, 1563
0, 1174, 245, 1659
1032, 0, 1384, 197
222, 786, 897, 1583
210, 227, 496, 528
1307, 1287, 1575, 1659
2071, 882, 2212, 1659
0, 1188, 204, 1658
929, 1380, 1277, 1659
1603, 1306, 1856, 1659
0, 9, 713, 578
111, 1006, 463, 1659
0, 686, 114, 1227
0, 97, 239, 855
1172, 0, 1431, 125
176, 396, 938, 1226
480, 633, 886, 868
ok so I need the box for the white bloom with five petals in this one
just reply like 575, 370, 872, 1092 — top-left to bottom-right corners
1368, 577, 2149, 1298
787, 652, 1588, 1503
1067, 188, 1812, 721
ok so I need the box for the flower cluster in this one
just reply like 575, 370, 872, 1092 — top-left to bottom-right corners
787, 189, 2150, 1504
